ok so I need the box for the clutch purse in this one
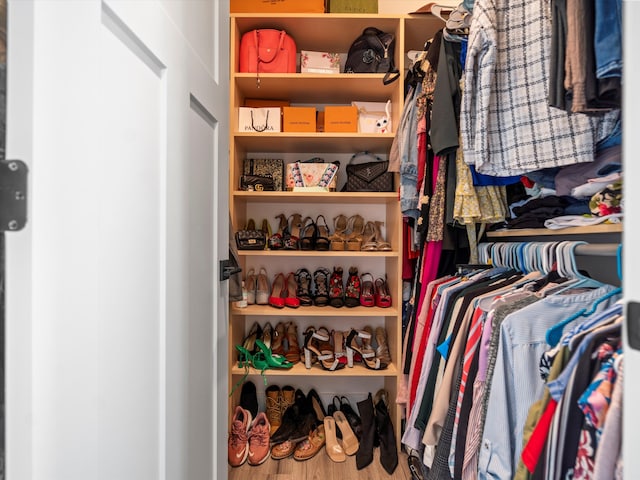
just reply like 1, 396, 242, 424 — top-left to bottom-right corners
235, 229, 267, 250
240, 174, 275, 191
243, 158, 284, 191
343, 151, 394, 192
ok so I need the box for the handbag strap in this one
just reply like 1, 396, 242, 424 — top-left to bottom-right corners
255, 29, 287, 64
347, 151, 385, 165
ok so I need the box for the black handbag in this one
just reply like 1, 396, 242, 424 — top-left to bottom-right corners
343, 152, 394, 192
344, 27, 400, 85
240, 174, 275, 191
243, 158, 284, 191
235, 229, 267, 250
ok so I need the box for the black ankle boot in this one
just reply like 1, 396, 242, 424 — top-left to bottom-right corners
355, 392, 375, 470
374, 389, 398, 474
271, 388, 307, 445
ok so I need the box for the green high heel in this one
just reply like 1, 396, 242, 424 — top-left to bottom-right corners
255, 339, 294, 369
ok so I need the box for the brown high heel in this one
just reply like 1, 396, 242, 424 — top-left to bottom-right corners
373, 220, 392, 251
360, 221, 378, 252
329, 214, 348, 251
285, 321, 301, 363
375, 326, 392, 366
271, 322, 286, 357
285, 272, 300, 308
345, 214, 365, 251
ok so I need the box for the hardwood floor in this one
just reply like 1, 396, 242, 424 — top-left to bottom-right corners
228, 449, 413, 480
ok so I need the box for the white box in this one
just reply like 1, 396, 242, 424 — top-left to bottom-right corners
352, 100, 393, 134
238, 107, 281, 133
300, 50, 341, 74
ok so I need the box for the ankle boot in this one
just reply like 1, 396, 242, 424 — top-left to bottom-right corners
281, 385, 295, 412
374, 389, 398, 474
265, 385, 282, 435
355, 392, 375, 470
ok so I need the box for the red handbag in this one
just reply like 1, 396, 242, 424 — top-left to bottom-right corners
239, 29, 297, 74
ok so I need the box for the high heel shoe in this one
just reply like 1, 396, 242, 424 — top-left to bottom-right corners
283, 213, 303, 250
315, 215, 331, 251
255, 267, 270, 305
375, 326, 392, 367
303, 326, 342, 371
260, 219, 272, 250
245, 268, 257, 305
295, 268, 313, 306
333, 410, 359, 456
285, 321, 301, 363
373, 220, 392, 251
285, 272, 300, 308
329, 266, 345, 308
360, 221, 378, 252
345, 328, 388, 370
324, 416, 346, 462
329, 214, 348, 251
254, 339, 294, 369
299, 216, 316, 251
271, 322, 286, 357
313, 267, 331, 306
268, 214, 288, 250
345, 214, 365, 251
375, 276, 392, 308
360, 273, 375, 307
269, 273, 287, 308
333, 329, 347, 366
344, 266, 361, 308
261, 322, 273, 348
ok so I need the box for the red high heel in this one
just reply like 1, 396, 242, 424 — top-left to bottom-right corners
285, 272, 301, 308
269, 273, 287, 308
359, 273, 375, 307
374, 276, 392, 308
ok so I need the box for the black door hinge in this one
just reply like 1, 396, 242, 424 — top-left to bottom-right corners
0, 160, 27, 231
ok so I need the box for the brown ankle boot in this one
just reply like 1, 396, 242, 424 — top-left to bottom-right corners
285, 322, 301, 363
281, 385, 296, 413
265, 385, 282, 435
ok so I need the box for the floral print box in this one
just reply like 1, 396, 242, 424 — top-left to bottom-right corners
300, 51, 341, 74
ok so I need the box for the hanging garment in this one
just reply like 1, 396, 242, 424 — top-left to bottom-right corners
460, 0, 619, 176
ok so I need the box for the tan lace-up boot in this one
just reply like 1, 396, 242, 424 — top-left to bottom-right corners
265, 385, 282, 435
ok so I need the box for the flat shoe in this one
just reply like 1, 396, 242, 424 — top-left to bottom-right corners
293, 424, 326, 461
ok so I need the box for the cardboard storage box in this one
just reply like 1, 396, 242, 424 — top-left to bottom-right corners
231, 0, 325, 13
301, 51, 341, 74
328, 0, 378, 13
238, 107, 281, 132
244, 98, 290, 108
283, 107, 317, 132
324, 106, 358, 133
352, 100, 392, 133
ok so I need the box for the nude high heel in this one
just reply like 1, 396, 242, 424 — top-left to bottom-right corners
345, 214, 365, 251
329, 214, 348, 251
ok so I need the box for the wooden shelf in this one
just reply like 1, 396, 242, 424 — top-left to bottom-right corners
232, 131, 394, 153
238, 249, 399, 257
235, 73, 395, 104
487, 223, 623, 238
232, 190, 398, 204
231, 305, 400, 316
231, 361, 398, 377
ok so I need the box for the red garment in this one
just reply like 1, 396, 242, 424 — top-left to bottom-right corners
521, 398, 558, 473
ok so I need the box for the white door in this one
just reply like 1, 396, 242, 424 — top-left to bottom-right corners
5, 1, 229, 479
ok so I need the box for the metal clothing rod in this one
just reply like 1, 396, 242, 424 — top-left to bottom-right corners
574, 243, 620, 256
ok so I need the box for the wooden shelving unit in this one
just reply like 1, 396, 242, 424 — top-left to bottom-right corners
228, 12, 446, 464
487, 223, 623, 237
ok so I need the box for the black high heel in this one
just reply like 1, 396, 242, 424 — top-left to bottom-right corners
299, 216, 317, 250
295, 268, 314, 306
269, 214, 288, 250
315, 215, 331, 251
345, 328, 388, 370
313, 267, 331, 306
303, 326, 343, 371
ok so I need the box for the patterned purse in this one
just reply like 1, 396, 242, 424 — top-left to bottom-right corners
343, 151, 394, 192
243, 158, 284, 191
235, 229, 266, 250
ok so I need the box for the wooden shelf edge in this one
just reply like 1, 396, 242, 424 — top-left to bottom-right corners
233, 131, 395, 139
232, 191, 398, 200
231, 362, 399, 377
238, 250, 400, 257
486, 223, 623, 237
230, 305, 399, 316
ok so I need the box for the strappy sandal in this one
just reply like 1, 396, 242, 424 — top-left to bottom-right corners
299, 216, 316, 251
344, 266, 361, 308
315, 214, 331, 251
313, 267, 331, 306
375, 276, 392, 308
373, 220, 392, 251
260, 219, 272, 250
329, 266, 345, 308
345, 214, 365, 251
329, 214, 348, 251
268, 213, 288, 250
254, 339, 294, 369
295, 268, 313, 306
361, 221, 378, 252
283, 214, 303, 250
360, 273, 375, 307
375, 326, 392, 366
285, 321, 301, 363
303, 326, 341, 370
345, 327, 388, 370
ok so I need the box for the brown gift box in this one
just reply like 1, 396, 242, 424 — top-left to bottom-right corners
324, 105, 358, 133
231, 0, 325, 13
283, 107, 317, 132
